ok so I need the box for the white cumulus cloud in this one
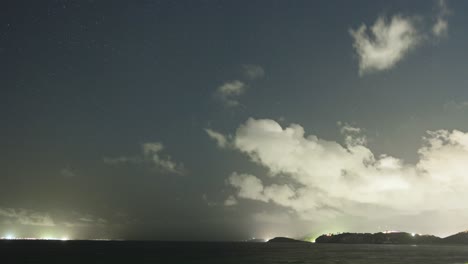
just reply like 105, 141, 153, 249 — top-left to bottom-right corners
213, 118, 468, 221
350, 15, 420, 75
350, 1, 451, 75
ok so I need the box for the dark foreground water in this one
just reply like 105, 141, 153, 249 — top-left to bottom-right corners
2, 240, 468, 264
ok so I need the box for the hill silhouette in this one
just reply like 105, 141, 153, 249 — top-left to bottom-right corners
441, 231, 468, 244
315, 232, 441, 244
267, 237, 308, 243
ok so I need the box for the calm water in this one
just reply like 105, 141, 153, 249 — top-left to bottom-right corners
2, 241, 468, 263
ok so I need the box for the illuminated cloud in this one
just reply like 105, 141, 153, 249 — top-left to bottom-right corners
104, 142, 185, 175
242, 64, 265, 80
205, 128, 229, 148
432, 0, 450, 37
350, 15, 420, 75
213, 80, 246, 107
62, 212, 109, 228
350, 1, 450, 75
224, 195, 238, 206
142, 142, 185, 175
433, 18, 448, 37
213, 65, 264, 107
0, 208, 113, 235
0, 208, 55, 227
228, 173, 268, 202
78, 217, 94, 223
215, 118, 468, 220
339, 122, 367, 146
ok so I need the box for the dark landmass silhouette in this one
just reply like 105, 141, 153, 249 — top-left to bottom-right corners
266, 231, 468, 245
315, 232, 441, 244
441, 231, 468, 244
267, 237, 309, 243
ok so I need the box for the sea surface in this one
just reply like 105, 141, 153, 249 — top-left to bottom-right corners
2, 240, 468, 264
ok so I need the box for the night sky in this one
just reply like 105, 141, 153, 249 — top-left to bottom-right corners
2, 0, 468, 241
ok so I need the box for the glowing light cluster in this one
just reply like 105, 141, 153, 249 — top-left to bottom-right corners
3, 234, 15, 240
0, 232, 119, 241
325, 232, 343, 237
1, 234, 69, 241
382, 230, 401, 234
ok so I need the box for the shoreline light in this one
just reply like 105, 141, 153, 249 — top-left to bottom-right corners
1, 236, 69, 241
4, 234, 15, 240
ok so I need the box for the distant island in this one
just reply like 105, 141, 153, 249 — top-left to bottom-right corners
315, 232, 441, 244
267, 237, 309, 243
265, 231, 468, 245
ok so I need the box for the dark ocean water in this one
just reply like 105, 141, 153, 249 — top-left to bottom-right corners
2, 240, 468, 264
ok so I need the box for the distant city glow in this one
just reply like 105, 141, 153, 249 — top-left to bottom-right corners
383, 230, 401, 234
41, 236, 62, 241
3, 234, 15, 240
0, 233, 71, 241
